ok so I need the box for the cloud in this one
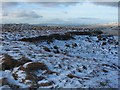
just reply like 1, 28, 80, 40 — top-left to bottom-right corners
45, 17, 101, 25
69, 17, 101, 21
78, 18, 101, 21
1, 0, 120, 3
27, 0, 119, 2
2, 2, 80, 9
63, 11, 68, 14
93, 2, 118, 7
2, 2, 118, 9
2, 13, 8, 16
16, 11, 42, 18
2, 2, 19, 9
1, 0, 118, 24
31, 2, 80, 7
27, 0, 80, 2
3, 10, 43, 18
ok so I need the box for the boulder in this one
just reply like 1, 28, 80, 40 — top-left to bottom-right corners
2, 54, 21, 70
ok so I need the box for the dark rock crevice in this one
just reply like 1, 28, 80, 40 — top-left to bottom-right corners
19, 30, 103, 42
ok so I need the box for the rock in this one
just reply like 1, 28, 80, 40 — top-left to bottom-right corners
14, 62, 58, 86
94, 30, 103, 35
102, 42, 106, 46
65, 44, 70, 47
12, 73, 18, 80
102, 38, 106, 41
24, 62, 49, 71
83, 65, 87, 70
108, 39, 115, 44
43, 47, 51, 52
102, 69, 108, 73
19, 56, 32, 64
25, 73, 37, 83
20, 66, 26, 71
101, 64, 117, 69
72, 43, 77, 47
77, 69, 82, 72
0, 77, 20, 89
100, 82, 107, 86
38, 81, 53, 87
37, 76, 46, 81
67, 74, 80, 79
0, 78, 9, 85
97, 35, 102, 40
20, 33, 74, 42
43, 70, 59, 75
116, 42, 118, 45
53, 46, 59, 49
48, 54, 53, 57
85, 37, 92, 42
2, 54, 21, 70
47, 41, 51, 44
53, 49, 60, 54
96, 40, 99, 42
1, 54, 32, 70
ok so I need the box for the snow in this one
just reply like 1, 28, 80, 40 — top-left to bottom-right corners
16, 70, 26, 83
1, 70, 29, 88
1, 27, 119, 88
23, 62, 32, 68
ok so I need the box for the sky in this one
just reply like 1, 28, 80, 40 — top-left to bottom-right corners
1, 0, 119, 25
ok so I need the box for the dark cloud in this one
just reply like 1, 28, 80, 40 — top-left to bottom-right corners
3, 10, 43, 18
32, 2, 79, 7
27, 0, 80, 2
93, 2, 118, 7
2, 2, 80, 9
1, 1, 118, 8
27, 0, 83, 7
15, 11, 42, 18
2, 2, 19, 8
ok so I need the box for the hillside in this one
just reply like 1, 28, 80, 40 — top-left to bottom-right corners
0, 24, 119, 89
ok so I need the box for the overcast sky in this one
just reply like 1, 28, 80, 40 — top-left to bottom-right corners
1, 1, 118, 25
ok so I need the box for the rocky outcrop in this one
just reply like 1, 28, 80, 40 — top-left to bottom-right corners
19, 30, 103, 42
1, 54, 32, 70
19, 33, 74, 42
23, 62, 49, 71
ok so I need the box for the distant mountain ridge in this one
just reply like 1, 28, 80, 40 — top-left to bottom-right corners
95, 22, 118, 27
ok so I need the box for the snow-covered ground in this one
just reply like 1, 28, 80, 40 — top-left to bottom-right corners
0, 27, 119, 89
